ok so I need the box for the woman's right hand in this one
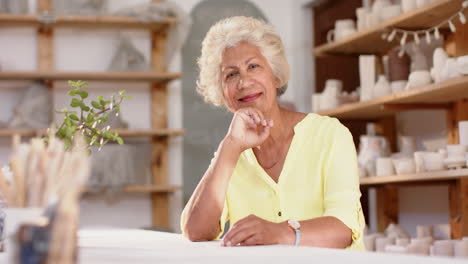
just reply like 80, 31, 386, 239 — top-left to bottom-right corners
225, 107, 273, 152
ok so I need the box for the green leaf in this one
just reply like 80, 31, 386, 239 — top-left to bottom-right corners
124, 95, 132, 100
116, 137, 124, 145
91, 101, 102, 109
118, 90, 126, 95
87, 113, 95, 122
69, 114, 79, 121
70, 98, 81, 107
80, 104, 90, 112
78, 90, 89, 99
97, 96, 103, 101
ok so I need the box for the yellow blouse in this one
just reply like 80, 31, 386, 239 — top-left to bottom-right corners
181, 113, 365, 250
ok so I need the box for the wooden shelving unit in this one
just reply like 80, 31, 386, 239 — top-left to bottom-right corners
314, 0, 468, 238
0, 0, 181, 230
314, 0, 464, 56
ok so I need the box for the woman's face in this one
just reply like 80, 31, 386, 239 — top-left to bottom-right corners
220, 41, 279, 114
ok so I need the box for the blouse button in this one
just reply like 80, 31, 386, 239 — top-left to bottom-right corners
278, 211, 282, 217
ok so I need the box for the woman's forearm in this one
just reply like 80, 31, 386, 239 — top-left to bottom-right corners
292, 216, 352, 248
182, 137, 242, 241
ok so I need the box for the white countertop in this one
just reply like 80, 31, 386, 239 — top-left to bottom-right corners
1, 228, 466, 263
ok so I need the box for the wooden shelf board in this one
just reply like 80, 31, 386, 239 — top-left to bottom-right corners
0, 13, 175, 30
0, 129, 39, 137
317, 76, 468, 119
314, 0, 464, 56
0, 71, 181, 82
360, 168, 468, 186
123, 185, 181, 193
0, 129, 184, 138
115, 129, 184, 137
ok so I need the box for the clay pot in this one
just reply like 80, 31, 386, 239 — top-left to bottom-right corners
388, 47, 411, 82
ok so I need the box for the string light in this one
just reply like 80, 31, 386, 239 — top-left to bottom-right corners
400, 32, 407, 46
387, 30, 397, 42
460, 12, 467, 24
384, 2, 467, 45
425, 31, 431, 44
414, 33, 420, 44
449, 20, 456, 32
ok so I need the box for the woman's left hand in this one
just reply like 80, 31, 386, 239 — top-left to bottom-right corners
221, 215, 293, 246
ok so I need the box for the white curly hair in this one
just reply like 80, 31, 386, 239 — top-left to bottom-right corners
196, 16, 290, 106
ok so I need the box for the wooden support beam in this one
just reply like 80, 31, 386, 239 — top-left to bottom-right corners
447, 99, 468, 145
449, 178, 468, 239
375, 116, 397, 153
376, 185, 399, 232
150, 26, 170, 228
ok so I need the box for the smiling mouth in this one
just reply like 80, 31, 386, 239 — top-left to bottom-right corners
239, 92, 262, 103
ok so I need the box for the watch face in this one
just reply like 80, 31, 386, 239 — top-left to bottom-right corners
288, 219, 300, 229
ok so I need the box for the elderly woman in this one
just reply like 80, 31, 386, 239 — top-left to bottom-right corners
181, 16, 365, 250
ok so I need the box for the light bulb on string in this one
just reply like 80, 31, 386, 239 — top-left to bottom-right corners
459, 12, 467, 24
398, 46, 405, 58
463, 0, 468, 8
449, 20, 456, 32
434, 27, 440, 40
414, 33, 420, 44
387, 30, 397, 42
425, 31, 431, 44
400, 32, 408, 46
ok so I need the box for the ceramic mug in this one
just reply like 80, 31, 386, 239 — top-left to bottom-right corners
396, 238, 410, 247
402, 0, 417, 13
327, 19, 356, 42
423, 152, 445, 171
416, 225, 434, 238
380, 5, 402, 21
414, 151, 427, 173
376, 157, 395, 176
416, 0, 431, 8
356, 7, 370, 31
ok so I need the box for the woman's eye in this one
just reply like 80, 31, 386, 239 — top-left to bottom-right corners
248, 64, 259, 69
226, 72, 237, 80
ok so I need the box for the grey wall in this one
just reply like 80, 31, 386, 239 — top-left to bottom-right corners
182, 0, 267, 204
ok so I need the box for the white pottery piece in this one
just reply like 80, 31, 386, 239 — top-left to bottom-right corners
422, 152, 445, 171
376, 157, 395, 176
406, 70, 432, 90
454, 240, 468, 257
390, 80, 407, 94
380, 5, 402, 21
392, 158, 416, 174
433, 240, 454, 257
459, 121, 468, 146
457, 55, 468, 75
416, 225, 434, 238
374, 75, 392, 98
402, 0, 417, 13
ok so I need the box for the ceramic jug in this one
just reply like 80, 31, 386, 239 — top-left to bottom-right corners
358, 135, 390, 176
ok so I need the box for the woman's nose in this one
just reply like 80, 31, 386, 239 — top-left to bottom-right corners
238, 76, 253, 89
